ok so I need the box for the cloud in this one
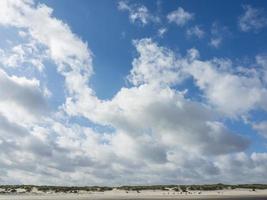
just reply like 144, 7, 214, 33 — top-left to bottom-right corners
158, 27, 167, 38
215, 152, 267, 183
238, 5, 267, 32
0, 39, 47, 71
0, 0, 93, 118
167, 7, 194, 27
65, 39, 250, 157
107, 85, 249, 156
0, 0, 266, 185
185, 58, 267, 117
186, 25, 205, 39
127, 39, 267, 118
210, 37, 222, 48
0, 69, 48, 123
256, 54, 267, 83
61, 37, 251, 184
252, 121, 267, 138
209, 22, 229, 48
127, 38, 184, 86
118, 1, 159, 26
0, 114, 29, 138
0, 0, 93, 81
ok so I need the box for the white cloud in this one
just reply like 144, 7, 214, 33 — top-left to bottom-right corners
0, 69, 48, 124
256, 54, 267, 83
65, 40, 250, 157
0, 39, 47, 71
186, 25, 205, 38
0, 0, 266, 185
252, 121, 267, 138
127, 39, 267, 117
209, 37, 222, 48
0, 0, 93, 119
61, 37, 253, 184
108, 85, 249, 156
158, 27, 167, 38
209, 23, 229, 48
185, 58, 267, 117
238, 5, 267, 32
0, 114, 29, 138
167, 7, 194, 27
127, 38, 184, 86
0, 0, 93, 79
118, 1, 159, 26
215, 152, 267, 183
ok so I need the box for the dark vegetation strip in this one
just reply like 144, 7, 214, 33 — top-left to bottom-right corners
0, 184, 267, 193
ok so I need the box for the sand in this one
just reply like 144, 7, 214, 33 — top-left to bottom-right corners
1, 189, 267, 199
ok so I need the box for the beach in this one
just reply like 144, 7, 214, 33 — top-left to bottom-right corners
1, 189, 267, 200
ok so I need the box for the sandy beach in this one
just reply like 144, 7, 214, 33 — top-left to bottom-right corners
1, 189, 267, 200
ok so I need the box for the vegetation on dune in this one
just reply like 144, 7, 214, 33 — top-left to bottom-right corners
117, 185, 170, 191
0, 184, 267, 194
0, 185, 113, 194
116, 183, 266, 192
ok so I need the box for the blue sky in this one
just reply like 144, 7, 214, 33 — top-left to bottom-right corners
42, 0, 267, 152
0, 0, 267, 185
39, 0, 267, 100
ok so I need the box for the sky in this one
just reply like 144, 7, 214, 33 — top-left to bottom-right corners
0, 0, 267, 186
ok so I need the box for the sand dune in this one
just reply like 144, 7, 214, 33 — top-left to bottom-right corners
1, 189, 267, 200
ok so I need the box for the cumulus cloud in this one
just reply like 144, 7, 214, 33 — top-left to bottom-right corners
66, 39, 250, 157
118, 1, 159, 26
127, 39, 267, 117
209, 23, 229, 48
0, 0, 93, 80
238, 5, 267, 32
0, 0, 266, 186
210, 37, 222, 48
158, 27, 167, 38
186, 25, 205, 39
185, 58, 267, 117
0, 114, 29, 138
0, 40, 47, 71
127, 39, 184, 86
215, 152, 267, 183
256, 54, 267, 83
0, 69, 48, 123
252, 121, 267, 138
104, 85, 248, 155
167, 7, 194, 27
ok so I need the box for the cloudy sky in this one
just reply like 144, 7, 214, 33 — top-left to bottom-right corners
0, 0, 267, 186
